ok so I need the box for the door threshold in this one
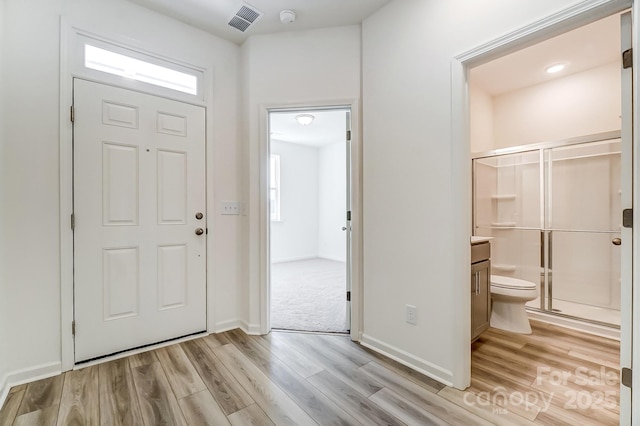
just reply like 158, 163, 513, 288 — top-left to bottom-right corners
74, 330, 207, 369
270, 328, 350, 336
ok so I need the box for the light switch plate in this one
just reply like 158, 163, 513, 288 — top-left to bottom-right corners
406, 304, 417, 325
221, 201, 241, 215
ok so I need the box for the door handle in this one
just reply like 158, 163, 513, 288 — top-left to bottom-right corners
612, 237, 622, 246
195, 228, 204, 236
342, 227, 347, 231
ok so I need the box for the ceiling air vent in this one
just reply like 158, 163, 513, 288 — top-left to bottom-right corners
228, 4, 262, 33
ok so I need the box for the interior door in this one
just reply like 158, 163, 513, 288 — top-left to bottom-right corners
73, 79, 206, 362
619, 11, 633, 424
345, 110, 352, 331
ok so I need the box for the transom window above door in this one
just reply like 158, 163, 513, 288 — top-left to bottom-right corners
84, 44, 198, 95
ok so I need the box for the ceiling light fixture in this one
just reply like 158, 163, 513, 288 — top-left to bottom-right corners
546, 64, 566, 74
295, 114, 314, 126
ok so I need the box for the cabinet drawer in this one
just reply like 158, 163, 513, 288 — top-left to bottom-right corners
471, 242, 490, 263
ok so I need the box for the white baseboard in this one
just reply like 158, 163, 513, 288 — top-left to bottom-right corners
215, 319, 263, 336
360, 334, 453, 387
235, 320, 263, 335
0, 373, 8, 412
0, 362, 62, 409
246, 322, 263, 335
271, 255, 317, 264
214, 319, 242, 334
317, 255, 347, 263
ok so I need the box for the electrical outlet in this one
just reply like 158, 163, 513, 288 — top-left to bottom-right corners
406, 304, 417, 325
221, 201, 240, 215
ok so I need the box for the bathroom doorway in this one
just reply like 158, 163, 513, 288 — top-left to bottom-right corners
465, 9, 631, 423
268, 108, 352, 333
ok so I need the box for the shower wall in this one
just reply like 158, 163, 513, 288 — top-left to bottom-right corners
474, 152, 542, 300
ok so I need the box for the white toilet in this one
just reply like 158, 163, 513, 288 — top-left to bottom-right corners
490, 275, 538, 334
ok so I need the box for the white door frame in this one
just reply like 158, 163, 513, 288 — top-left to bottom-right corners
258, 100, 362, 341
450, 0, 636, 416
59, 18, 213, 371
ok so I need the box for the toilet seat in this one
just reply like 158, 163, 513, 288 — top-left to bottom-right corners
491, 275, 536, 290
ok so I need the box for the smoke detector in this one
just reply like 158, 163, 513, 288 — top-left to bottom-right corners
280, 10, 296, 25
228, 3, 263, 33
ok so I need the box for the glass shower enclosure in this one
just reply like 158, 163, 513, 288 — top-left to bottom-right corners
473, 132, 621, 327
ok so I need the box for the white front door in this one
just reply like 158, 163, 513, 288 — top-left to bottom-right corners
73, 79, 206, 362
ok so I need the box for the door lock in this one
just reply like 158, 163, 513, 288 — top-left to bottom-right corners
195, 212, 203, 220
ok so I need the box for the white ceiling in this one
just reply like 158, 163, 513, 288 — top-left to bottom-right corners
127, 0, 392, 45
471, 13, 622, 96
270, 109, 348, 147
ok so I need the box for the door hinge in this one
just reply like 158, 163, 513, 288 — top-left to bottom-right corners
346, 291, 351, 301
71, 213, 75, 230
346, 130, 352, 141
347, 211, 351, 221
623, 48, 633, 69
622, 367, 632, 388
623, 209, 633, 228
70, 105, 75, 123
71, 320, 76, 336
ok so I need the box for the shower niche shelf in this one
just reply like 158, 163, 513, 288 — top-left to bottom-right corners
491, 222, 517, 228
491, 194, 517, 200
493, 264, 517, 273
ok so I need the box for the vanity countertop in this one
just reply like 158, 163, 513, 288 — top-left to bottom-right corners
471, 236, 493, 245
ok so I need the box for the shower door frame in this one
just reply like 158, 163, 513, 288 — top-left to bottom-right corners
472, 130, 623, 328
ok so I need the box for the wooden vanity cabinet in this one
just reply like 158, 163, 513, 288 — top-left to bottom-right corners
471, 242, 491, 342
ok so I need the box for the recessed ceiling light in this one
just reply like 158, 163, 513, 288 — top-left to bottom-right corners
546, 64, 565, 74
295, 114, 314, 126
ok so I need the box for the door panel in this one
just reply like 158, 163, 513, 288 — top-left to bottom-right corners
103, 143, 139, 225
74, 79, 206, 362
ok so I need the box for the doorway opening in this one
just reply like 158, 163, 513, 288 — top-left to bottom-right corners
268, 108, 352, 333
464, 9, 630, 423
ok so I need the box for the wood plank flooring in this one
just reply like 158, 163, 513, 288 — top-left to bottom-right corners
0, 320, 620, 425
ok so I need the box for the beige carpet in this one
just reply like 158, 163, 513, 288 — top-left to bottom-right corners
271, 258, 348, 333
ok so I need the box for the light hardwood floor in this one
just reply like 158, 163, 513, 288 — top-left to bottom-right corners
0, 320, 620, 425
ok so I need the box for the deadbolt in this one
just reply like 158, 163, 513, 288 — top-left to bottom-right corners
612, 237, 622, 246
195, 212, 203, 220
195, 228, 204, 236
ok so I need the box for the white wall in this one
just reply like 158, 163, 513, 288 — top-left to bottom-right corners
469, 84, 495, 153
362, 0, 584, 386
493, 61, 620, 147
270, 141, 319, 263
241, 26, 361, 331
1, 0, 240, 387
270, 140, 346, 264
318, 142, 346, 262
